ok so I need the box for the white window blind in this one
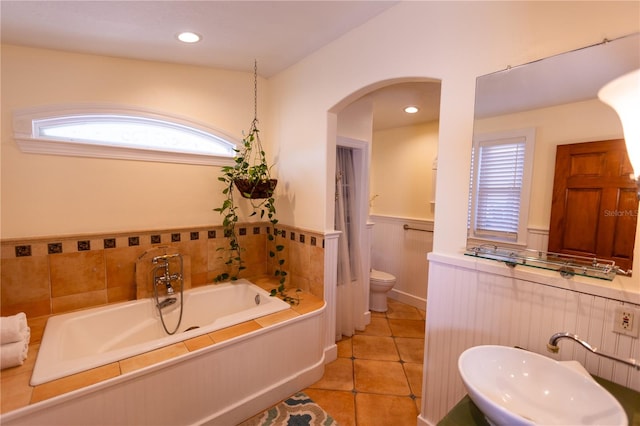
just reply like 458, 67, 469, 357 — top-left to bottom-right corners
475, 140, 524, 239
469, 128, 535, 245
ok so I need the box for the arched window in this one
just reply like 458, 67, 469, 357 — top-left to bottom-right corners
13, 105, 238, 166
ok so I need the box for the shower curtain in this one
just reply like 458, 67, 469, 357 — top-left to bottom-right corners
335, 147, 364, 339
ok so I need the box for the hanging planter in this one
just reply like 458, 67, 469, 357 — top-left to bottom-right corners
234, 177, 278, 199
214, 61, 286, 290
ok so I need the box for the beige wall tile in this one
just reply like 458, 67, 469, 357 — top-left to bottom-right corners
27, 317, 47, 343
254, 309, 299, 327
105, 246, 145, 289
209, 320, 262, 343
107, 284, 136, 303
181, 238, 208, 276
1, 256, 51, 317
30, 363, 120, 403
119, 343, 189, 374
290, 292, 324, 315
0, 370, 33, 414
49, 251, 106, 297
309, 244, 324, 298
183, 334, 214, 351
1, 224, 324, 317
52, 289, 107, 314
289, 239, 310, 278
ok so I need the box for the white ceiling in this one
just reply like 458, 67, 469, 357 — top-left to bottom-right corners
0, 0, 398, 78
1, 0, 438, 131
5, 2, 634, 132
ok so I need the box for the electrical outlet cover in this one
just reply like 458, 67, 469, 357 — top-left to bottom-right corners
613, 305, 640, 337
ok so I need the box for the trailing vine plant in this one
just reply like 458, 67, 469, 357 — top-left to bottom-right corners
214, 61, 287, 295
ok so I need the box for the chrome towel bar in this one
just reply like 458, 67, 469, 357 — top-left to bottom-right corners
403, 224, 433, 233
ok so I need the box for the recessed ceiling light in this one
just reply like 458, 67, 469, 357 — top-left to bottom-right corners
404, 106, 419, 114
177, 32, 201, 43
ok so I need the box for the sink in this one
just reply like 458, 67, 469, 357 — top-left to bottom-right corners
458, 345, 627, 425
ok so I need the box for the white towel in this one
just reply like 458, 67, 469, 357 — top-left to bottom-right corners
0, 333, 30, 369
0, 312, 29, 344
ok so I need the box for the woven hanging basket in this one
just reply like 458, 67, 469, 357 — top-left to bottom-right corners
234, 178, 277, 199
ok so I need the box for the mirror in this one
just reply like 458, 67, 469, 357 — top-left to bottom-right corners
470, 33, 640, 271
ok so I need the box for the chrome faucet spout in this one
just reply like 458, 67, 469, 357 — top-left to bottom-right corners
547, 332, 639, 370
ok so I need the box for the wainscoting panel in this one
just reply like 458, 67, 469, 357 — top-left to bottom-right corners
421, 256, 640, 425
370, 215, 433, 310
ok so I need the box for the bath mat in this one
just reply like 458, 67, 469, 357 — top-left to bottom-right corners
237, 392, 338, 426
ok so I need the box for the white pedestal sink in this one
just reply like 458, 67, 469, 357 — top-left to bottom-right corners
458, 345, 627, 426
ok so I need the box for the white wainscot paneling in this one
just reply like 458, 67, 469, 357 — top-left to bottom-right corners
420, 256, 640, 425
370, 215, 433, 310
527, 226, 549, 252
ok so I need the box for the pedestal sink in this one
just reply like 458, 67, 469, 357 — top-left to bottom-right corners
458, 345, 627, 425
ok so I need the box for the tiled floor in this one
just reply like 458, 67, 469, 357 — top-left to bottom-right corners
303, 298, 426, 426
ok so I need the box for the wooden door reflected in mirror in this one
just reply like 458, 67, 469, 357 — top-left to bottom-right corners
549, 139, 637, 272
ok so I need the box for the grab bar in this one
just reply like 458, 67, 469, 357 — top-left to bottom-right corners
403, 224, 433, 233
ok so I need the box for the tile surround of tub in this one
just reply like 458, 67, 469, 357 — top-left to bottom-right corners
0, 284, 325, 415
0, 223, 325, 319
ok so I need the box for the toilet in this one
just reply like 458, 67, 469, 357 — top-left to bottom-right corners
369, 269, 396, 312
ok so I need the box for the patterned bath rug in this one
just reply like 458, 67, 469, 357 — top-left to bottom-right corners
237, 392, 338, 426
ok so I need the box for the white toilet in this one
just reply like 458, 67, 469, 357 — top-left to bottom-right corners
369, 269, 396, 312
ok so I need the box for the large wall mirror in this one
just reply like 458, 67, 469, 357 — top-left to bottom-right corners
469, 32, 639, 276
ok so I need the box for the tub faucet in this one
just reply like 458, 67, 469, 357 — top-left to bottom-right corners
152, 254, 182, 295
155, 273, 176, 295
547, 332, 640, 370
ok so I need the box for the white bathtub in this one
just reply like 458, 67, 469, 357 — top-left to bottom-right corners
31, 279, 291, 385
3, 279, 326, 426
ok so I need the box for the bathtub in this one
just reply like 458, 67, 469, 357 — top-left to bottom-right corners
3, 279, 326, 426
31, 279, 291, 385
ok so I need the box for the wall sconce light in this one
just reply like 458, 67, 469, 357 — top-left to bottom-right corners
598, 69, 640, 200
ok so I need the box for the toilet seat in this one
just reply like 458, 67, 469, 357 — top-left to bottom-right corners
370, 269, 395, 283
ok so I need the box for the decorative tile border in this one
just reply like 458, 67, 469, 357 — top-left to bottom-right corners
48, 243, 62, 255
15, 245, 31, 257
1, 224, 325, 258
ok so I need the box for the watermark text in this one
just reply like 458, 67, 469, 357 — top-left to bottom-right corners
603, 209, 638, 217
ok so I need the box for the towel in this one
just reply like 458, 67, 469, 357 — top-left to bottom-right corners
1, 312, 29, 344
0, 336, 30, 369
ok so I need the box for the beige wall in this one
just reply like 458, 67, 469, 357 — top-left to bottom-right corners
268, 1, 640, 256
1, 45, 267, 239
475, 98, 625, 230
371, 121, 439, 221
265, 3, 640, 424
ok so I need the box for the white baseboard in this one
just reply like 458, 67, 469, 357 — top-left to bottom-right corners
323, 343, 338, 364
389, 288, 426, 311
417, 413, 435, 426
